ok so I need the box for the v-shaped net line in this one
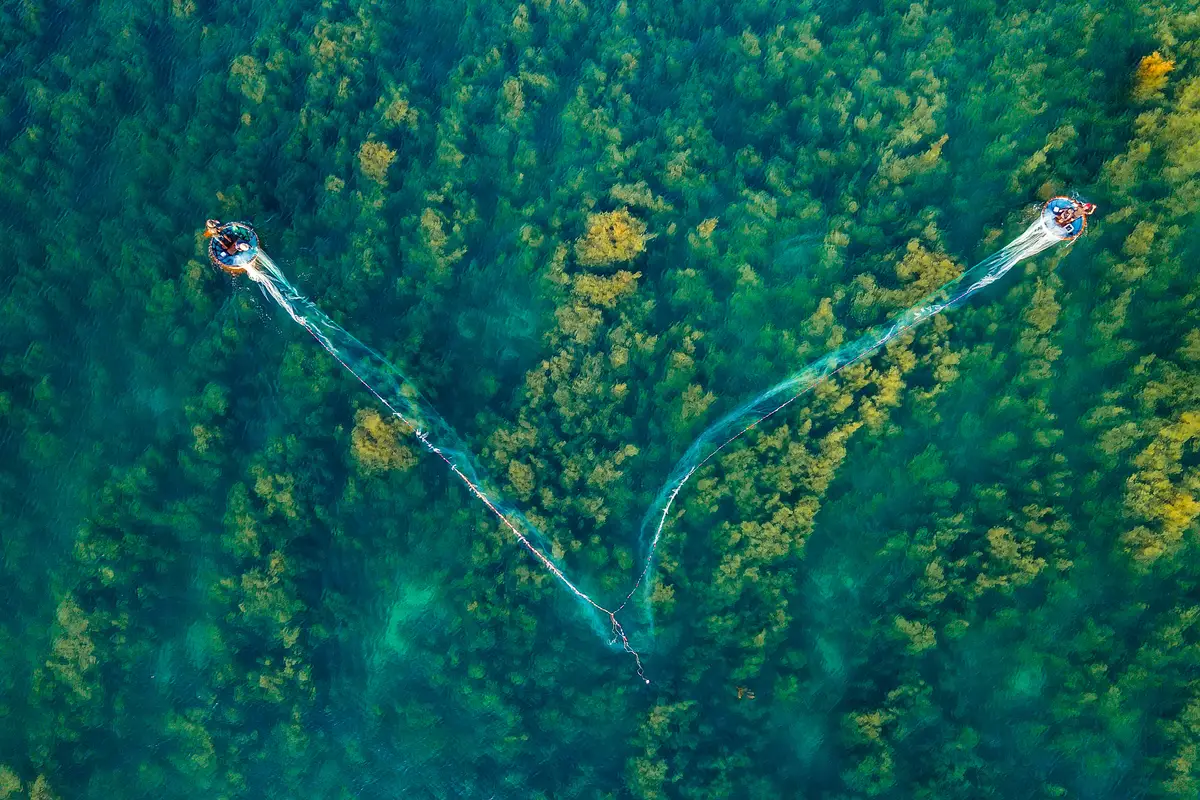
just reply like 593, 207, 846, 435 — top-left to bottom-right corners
243, 216, 1064, 683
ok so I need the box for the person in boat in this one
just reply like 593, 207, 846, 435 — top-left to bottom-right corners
205, 219, 251, 257
1053, 200, 1096, 229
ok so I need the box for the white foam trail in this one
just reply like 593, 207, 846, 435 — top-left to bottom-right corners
618, 218, 1064, 624
244, 254, 647, 677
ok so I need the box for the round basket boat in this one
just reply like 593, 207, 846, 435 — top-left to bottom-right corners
1041, 197, 1087, 241
208, 221, 259, 273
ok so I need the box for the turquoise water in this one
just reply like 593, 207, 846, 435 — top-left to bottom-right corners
2, 1, 1198, 797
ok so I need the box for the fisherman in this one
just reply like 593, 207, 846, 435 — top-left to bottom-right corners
1053, 200, 1097, 229
205, 219, 251, 257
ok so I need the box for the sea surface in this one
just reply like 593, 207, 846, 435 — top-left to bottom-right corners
1, 1, 1197, 798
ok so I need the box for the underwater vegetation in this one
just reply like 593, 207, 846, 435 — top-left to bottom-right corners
1, 0, 1199, 797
